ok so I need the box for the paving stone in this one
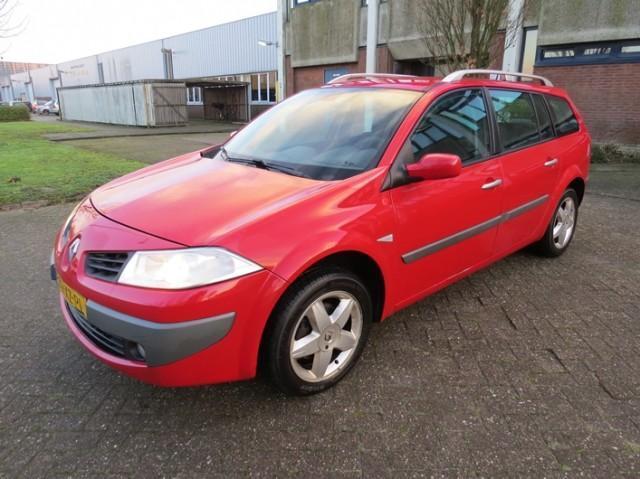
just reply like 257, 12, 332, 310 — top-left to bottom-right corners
1, 190, 640, 476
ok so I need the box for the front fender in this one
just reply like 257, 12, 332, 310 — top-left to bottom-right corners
271, 229, 397, 316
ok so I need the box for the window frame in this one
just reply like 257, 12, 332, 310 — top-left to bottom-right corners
251, 73, 276, 104
292, 0, 319, 6
386, 86, 584, 191
487, 88, 543, 154
486, 87, 564, 157
361, 0, 388, 6
486, 88, 582, 157
405, 87, 497, 168
186, 86, 203, 105
531, 92, 555, 141
536, 39, 640, 67
544, 93, 581, 138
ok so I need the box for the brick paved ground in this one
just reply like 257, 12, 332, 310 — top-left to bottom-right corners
1, 186, 640, 477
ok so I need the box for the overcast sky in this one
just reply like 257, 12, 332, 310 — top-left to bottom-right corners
1, 0, 277, 64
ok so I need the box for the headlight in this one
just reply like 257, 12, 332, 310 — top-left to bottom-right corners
60, 201, 83, 245
118, 247, 262, 289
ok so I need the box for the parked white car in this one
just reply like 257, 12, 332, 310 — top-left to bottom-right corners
37, 100, 59, 115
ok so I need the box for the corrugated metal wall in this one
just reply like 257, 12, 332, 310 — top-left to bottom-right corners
57, 55, 101, 87
97, 41, 165, 83
7, 12, 277, 107
166, 13, 278, 77
30, 66, 59, 98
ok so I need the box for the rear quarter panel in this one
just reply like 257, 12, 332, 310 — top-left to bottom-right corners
538, 94, 591, 235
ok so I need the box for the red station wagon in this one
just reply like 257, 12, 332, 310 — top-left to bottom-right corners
52, 70, 590, 395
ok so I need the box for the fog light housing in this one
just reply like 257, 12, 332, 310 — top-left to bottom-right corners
125, 341, 146, 362
136, 344, 146, 360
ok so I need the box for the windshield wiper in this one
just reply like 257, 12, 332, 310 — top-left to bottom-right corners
220, 148, 310, 178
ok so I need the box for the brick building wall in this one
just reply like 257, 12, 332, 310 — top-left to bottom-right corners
286, 46, 394, 96
287, 35, 507, 96
535, 64, 640, 145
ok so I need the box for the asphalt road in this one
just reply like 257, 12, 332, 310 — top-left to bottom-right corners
1, 179, 640, 477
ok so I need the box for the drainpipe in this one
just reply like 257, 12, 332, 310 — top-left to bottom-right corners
501, 0, 525, 72
277, 0, 287, 100
366, 0, 379, 73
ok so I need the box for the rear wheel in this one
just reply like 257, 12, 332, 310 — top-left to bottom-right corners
265, 268, 372, 395
536, 188, 579, 257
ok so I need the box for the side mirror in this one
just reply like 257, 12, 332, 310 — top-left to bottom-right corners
229, 130, 238, 138
406, 153, 462, 181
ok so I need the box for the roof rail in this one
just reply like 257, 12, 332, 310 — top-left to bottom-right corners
327, 73, 418, 84
442, 69, 554, 87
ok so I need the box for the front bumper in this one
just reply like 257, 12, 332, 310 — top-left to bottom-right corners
63, 297, 235, 366
52, 199, 287, 387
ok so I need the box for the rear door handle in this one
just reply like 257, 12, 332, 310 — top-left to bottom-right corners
481, 179, 502, 190
544, 158, 559, 167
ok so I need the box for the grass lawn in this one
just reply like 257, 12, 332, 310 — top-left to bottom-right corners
0, 121, 145, 207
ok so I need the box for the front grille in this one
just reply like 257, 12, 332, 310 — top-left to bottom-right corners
85, 252, 130, 282
66, 302, 127, 358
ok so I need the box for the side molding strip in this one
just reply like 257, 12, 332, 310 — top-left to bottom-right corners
401, 195, 549, 264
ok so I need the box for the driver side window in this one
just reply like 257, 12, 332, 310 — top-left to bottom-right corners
409, 89, 491, 165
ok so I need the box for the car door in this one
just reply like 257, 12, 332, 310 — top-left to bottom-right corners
388, 88, 504, 306
488, 89, 560, 255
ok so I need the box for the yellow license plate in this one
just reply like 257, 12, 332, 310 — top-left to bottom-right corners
58, 279, 88, 318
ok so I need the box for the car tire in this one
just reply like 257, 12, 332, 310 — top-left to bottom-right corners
265, 267, 373, 395
535, 188, 579, 257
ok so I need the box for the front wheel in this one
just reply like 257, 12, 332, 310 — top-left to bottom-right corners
536, 188, 579, 257
265, 268, 373, 395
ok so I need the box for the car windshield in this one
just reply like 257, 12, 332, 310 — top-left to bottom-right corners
221, 88, 421, 181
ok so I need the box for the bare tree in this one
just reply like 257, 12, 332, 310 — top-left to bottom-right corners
411, 0, 525, 74
1, 0, 25, 39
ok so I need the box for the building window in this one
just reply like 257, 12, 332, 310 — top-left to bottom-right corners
583, 46, 612, 56
361, 0, 387, 6
324, 67, 349, 84
621, 44, 640, 54
536, 40, 640, 66
542, 48, 575, 59
293, 0, 316, 6
251, 72, 276, 103
187, 87, 202, 105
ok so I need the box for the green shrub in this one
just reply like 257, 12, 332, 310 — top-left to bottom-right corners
0, 104, 30, 122
592, 144, 640, 164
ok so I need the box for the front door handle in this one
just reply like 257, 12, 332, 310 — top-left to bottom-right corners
481, 178, 502, 190
544, 158, 559, 167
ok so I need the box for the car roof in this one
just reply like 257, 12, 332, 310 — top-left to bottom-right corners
322, 75, 440, 92
323, 71, 569, 98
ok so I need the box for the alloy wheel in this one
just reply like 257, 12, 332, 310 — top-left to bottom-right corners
289, 291, 363, 383
553, 196, 576, 249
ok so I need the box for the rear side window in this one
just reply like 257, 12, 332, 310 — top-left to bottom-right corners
489, 89, 539, 150
532, 94, 553, 140
409, 89, 491, 164
546, 96, 579, 136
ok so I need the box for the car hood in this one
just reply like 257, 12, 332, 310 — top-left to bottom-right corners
90, 152, 327, 246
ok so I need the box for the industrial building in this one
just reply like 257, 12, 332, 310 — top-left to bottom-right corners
2, 2, 639, 146
0, 61, 50, 102
280, 0, 640, 146
0, 12, 278, 122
